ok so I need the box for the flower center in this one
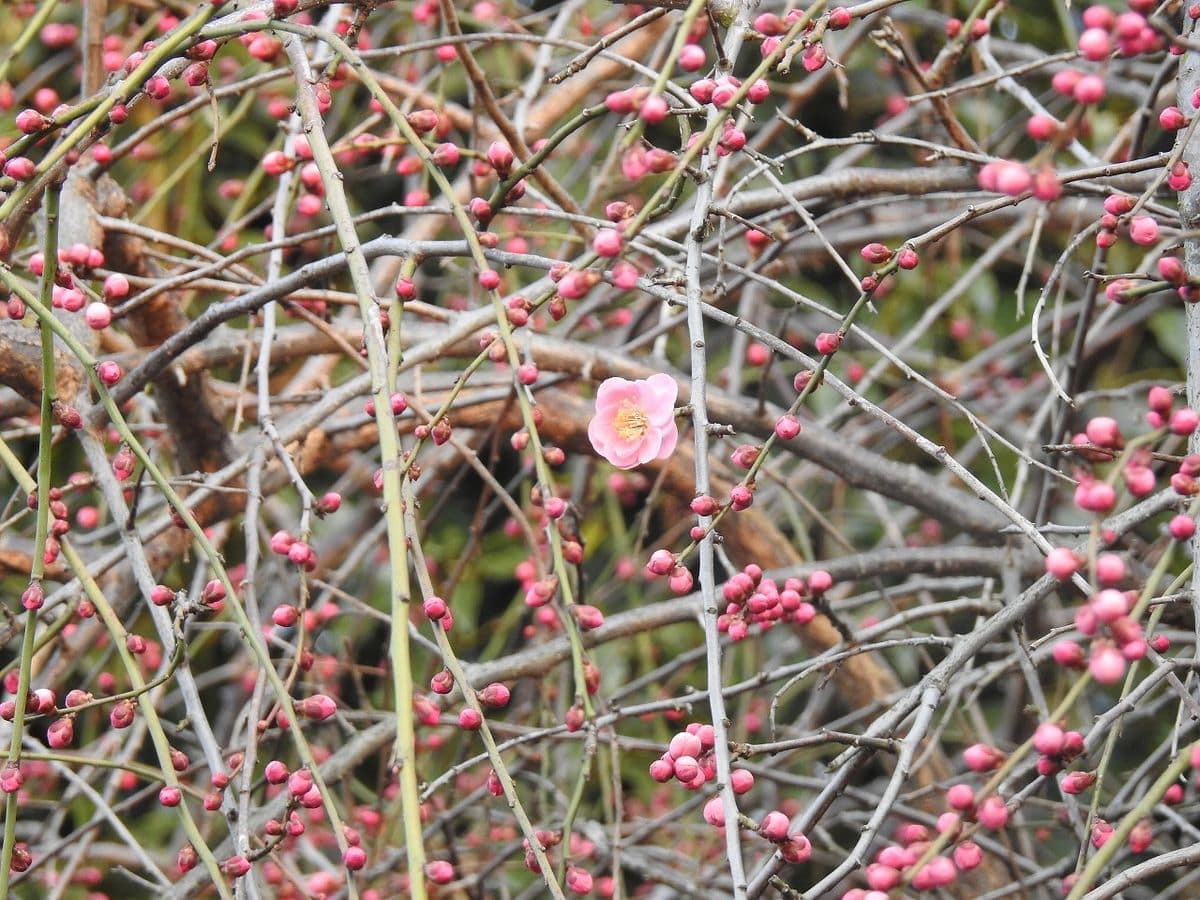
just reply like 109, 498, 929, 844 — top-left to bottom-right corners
613, 400, 649, 440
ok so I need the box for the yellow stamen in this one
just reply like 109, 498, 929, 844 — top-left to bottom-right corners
613, 400, 648, 440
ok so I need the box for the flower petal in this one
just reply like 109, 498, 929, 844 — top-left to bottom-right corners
639, 373, 679, 425
587, 415, 615, 455
595, 377, 636, 415
636, 429, 664, 465
605, 443, 643, 469
654, 418, 679, 461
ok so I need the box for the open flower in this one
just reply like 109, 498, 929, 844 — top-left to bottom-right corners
588, 374, 679, 469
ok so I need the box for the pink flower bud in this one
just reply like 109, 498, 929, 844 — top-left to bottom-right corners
744, 80, 772, 104
814, 332, 842, 355
802, 43, 827, 72
47, 717, 74, 748
300, 694, 336, 721
1078, 27, 1112, 60
288, 769, 313, 796
994, 161, 1032, 196
774, 414, 802, 440
1044, 547, 1079, 580
808, 570, 833, 593
1061, 770, 1096, 794
110, 699, 135, 729
953, 841, 983, 871
860, 243, 893, 264
21, 581, 44, 611
780, 832, 813, 863
1091, 589, 1128, 623
1033, 723, 1066, 757
669, 731, 702, 760
729, 768, 754, 794
640, 95, 668, 124
566, 866, 593, 895
758, 810, 790, 842
689, 79, 716, 104
96, 360, 121, 386
1160, 106, 1188, 130
486, 141, 513, 174
1096, 553, 1125, 584
1032, 166, 1063, 201
343, 845, 367, 870
1171, 407, 1199, 435
647, 549, 675, 577
1169, 161, 1193, 191
1103, 196, 1135, 218
1085, 416, 1122, 448
85, 302, 113, 329
458, 707, 482, 730
668, 566, 694, 594
270, 607, 297, 628
866, 863, 901, 891
1129, 216, 1160, 246
593, 229, 623, 257
829, 7, 851, 29
0, 765, 22, 794
702, 795, 725, 826
1074, 479, 1115, 513
1089, 643, 1126, 684
431, 142, 460, 167
946, 783, 975, 811
222, 855, 251, 878
976, 795, 1009, 830
963, 743, 1005, 772
1129, 819, 1152, 853
478, 683, 510, 708
426, 859, 455, 884
406, 108, 439, 132
200, 579, 225, 605
1026, 114, 1059, 141
261, 151, 292, 177
1074, 74, 1106, 104
649, 758, 674, 782
678, 44, 706, 72
1170, 514, 1196, 540
730, 445, 760, 469
672, 755, 699, 782
422, 596, 448, 620
15, 108, 48, 133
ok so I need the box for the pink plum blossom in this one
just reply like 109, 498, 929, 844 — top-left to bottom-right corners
588, 374, 679, 469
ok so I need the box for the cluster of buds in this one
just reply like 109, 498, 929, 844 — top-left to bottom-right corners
717, 564, 824, 641
1073, 5, 1165, 62
648, 723, 747, 792
1066, 402, 1200, 516
644, 548, 695, 595
1030, 723, 1088, 782
24, 486, 77, 567
1144, 386, 1200, 437
858, 821, 978, 895
977, 160, 1062, 202
753, 810, 813, 863
1053, 585, 1149, 685
268, 530, 318, 571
